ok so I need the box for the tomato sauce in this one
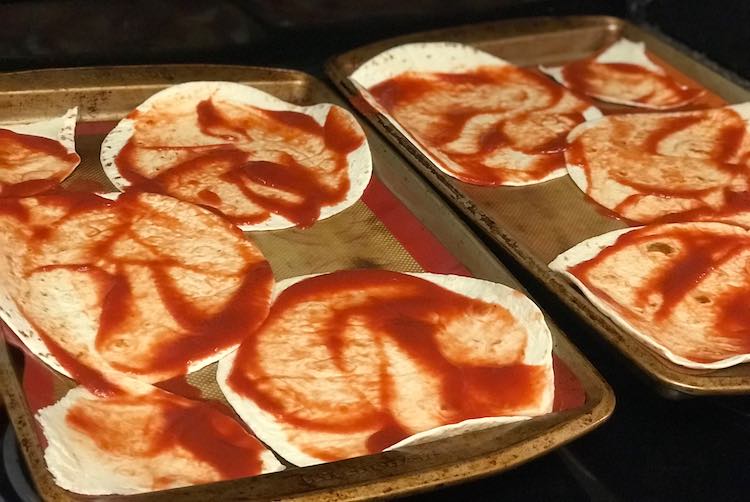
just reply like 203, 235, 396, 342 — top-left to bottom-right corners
2, 191, 273, 393
561, 59, 703, 108
570, 109, 750, 225
569, 226, 750, 361
65, 390, 267, 485
228, 270, 548, 459
36, 325, 122, 398
368, 66, 590, 186
0, 128, 80, 197
115, 99, 364, 228
0, 197, 30, 220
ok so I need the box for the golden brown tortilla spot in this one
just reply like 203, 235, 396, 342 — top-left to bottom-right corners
647, 242, 676, 255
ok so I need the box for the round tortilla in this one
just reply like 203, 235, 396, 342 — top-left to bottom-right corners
0, 107, 80, 197
540, 38, 704, 109
351, 42, 601, 186
38, 383, 284, 495
217, 271, 554, 466
0, 191, 274, 386
100, 81, 372, 231
565, 103, 750, 227
550, 222, 750, 369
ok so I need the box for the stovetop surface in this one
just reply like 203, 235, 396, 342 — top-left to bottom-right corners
1, 1, 749, 500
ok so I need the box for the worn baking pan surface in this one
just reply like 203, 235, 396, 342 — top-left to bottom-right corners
0, 65, 612, 501
327, 15, 750, 396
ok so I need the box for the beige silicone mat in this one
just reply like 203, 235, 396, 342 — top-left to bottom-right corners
0, 65, 613, 501
327, 15, 750, 396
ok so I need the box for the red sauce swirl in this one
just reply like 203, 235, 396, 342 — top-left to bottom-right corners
65, 389, 269, 488
568, 108, 750, 226
0, 129, 80, 197
115, 99, 364, 228
569, 225, 750, 363
1, 191, 273, 395
228, 270, 549, 461
368, 66, 591, 186
561, 58, 703, 109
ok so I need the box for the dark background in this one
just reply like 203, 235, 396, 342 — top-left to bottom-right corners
0, 0, 747, 80
1, 1, 750, 500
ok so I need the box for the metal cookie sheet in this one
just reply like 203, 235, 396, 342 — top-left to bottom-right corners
0, 65, 613, 501
326, 16, 750, 396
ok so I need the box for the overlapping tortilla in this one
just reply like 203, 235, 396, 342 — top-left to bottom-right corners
550, 222, 750, 369
541, 38, 704, 109
350, 42, 601, 186
217, 270, 554, 466
0, 191, 273, 392
100, 81, 372, 231
0, 108, 80, 197
565, 103, 750, 227
38, 381, 284, 495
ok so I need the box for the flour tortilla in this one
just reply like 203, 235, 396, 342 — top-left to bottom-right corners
100, 81, 372, 231
550, 222, 750, 369
565, 103, 750, 227
2, 107, 78, 151
350, 42, 601, 186
0, 108, 79, 193
0, 191, 273, 384
541, 38, 701, 109
38, 382, 284, 495
217, 271, 554, 466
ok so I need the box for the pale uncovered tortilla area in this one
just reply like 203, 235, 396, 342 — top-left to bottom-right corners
38, 383, 284, 495
565, 104, 750, 227
540, 38, 704, 109
100, 81, 372, 231
0, 108, 80, 197
218, 270, 554, 466
351, 42, 601, 187
0, 191, 273, 391
550, 222, 750, 369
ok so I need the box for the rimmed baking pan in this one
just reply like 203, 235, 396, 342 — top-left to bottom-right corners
0, 64, 613, 501
326, 15, 750, 396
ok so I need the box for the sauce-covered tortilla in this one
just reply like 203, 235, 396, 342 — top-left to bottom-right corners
0, 191, 273, 393
542, 39, 703, 109
0, 108, 80, 197
101, 82, 371, 230
39, 385, 284, 495
551, 222, 750, 368
566, 105, 750, 227
219, 270, 554, 466
352, 42, 599, 186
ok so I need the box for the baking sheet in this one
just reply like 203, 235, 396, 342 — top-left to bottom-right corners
0, 64, 613, 501
326, 15, 750, 396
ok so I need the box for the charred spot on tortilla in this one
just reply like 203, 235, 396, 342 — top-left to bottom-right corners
646, 242, 675, 255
